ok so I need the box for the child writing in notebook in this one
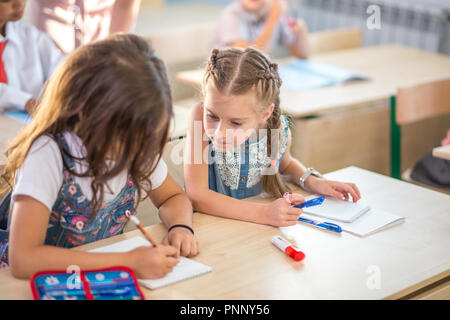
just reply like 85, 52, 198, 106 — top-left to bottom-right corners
184, 47, 361, 227
0, 34, 199, 278
0, 0, 65, 113
213, 0, 309, 59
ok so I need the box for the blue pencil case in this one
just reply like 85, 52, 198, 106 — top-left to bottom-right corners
30, 266, 145, 300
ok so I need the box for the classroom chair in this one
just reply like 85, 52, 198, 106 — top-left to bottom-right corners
170, 104, 190, 139
308, 28, 362, 54
162, 135, 186, 188
390, 77, 450, 192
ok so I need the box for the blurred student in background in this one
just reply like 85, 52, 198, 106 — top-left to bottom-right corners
0, 0, 64, 113
29, 0, 142, 53
213, 0, 309, 59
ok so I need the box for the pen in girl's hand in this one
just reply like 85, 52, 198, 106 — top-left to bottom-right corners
292, 196, 325, 209
125, 211, 158, 247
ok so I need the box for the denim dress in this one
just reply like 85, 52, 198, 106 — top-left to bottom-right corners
208, 115, 290, 199
0, 133, 137, 267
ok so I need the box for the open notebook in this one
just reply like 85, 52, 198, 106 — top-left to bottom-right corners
89, 236, 212, 290
278, 60, 369, 91
302, 195, 371, 223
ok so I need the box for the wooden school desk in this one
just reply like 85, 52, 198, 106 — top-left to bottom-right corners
0, 166, 448, 300
176, 44, 450, 176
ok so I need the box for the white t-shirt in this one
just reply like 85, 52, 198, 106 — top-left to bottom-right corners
11, 132, 168, 213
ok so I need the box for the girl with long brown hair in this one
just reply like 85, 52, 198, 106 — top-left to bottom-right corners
0, 34, 199, 278
184, 47, 361, 227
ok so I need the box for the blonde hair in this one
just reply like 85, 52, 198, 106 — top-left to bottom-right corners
203, 47, 290, 198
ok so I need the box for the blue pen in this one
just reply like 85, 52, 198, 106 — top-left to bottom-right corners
291, 196, 342, 233
293, 196, 325, 209
298, 217, 342, 233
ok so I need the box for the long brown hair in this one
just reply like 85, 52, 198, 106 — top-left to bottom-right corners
1, 34, 173, 216
203, 47, 290, 198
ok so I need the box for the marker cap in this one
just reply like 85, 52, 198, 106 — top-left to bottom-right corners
285, 246, 305, 262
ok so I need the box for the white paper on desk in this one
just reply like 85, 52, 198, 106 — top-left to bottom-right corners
303, 195, 371, 223
282, 208, 404, 238
334, 208, 405, 237
300, 208, 405, 237
89, 236, 212, 289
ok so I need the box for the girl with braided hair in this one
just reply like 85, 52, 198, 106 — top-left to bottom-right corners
184, 47, 361, 227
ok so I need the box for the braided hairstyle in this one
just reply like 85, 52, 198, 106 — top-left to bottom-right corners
203, 47, 290, 198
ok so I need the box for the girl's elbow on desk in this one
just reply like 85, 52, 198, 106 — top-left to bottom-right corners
9, 247, 42, 279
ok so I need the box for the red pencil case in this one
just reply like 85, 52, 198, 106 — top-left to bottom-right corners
30, 266, 145, 300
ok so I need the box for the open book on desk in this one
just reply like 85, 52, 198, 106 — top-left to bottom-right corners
278, 60, 369, 91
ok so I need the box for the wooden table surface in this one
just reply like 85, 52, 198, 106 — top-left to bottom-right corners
176, 44, 450, 117
0, 166, 448, 300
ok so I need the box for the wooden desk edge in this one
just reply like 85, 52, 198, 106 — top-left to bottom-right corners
384, 269, 450, 300
284, 96, 390, 119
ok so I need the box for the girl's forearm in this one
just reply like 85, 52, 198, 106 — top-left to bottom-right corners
10, 245, 131, 279
110, 0, 141, 34
158, 193, 194, 229
280, 158, 323, 192
289, 31, 310, 59
253, 3, 282, 50
189, 188, 268, 225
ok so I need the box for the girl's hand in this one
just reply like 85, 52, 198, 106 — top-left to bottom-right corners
307, 177, 361, 202
25, 98, 37, 114
127, 245, 179, 279
270, 0, 287, 15
162, 227, 200, 258
263, 193, 305, 227
291, 19, 308, 37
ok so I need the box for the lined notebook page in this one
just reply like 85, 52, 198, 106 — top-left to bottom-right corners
89, 236, 211, 289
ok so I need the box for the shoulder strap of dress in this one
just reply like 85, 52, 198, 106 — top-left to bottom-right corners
53, 133, 76, 171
